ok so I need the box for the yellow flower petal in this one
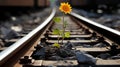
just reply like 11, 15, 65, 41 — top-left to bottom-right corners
59, 2, 72, 14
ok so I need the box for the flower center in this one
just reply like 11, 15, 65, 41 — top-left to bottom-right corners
62, 5, 69, 12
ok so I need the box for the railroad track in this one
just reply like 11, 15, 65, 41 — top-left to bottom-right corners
0, 8, 120, 67
0, 8, 50, 52
0, 22, 39, 51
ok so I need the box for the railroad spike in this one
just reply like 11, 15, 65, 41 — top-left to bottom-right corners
19, 56, 33, 64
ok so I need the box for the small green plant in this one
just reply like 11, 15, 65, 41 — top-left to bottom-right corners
52, 2, 72, 48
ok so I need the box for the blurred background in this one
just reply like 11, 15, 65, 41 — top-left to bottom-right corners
0, 0, 120, 48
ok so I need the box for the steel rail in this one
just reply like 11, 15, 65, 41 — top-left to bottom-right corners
70, 12, 120, 45
0, 8, 56, 65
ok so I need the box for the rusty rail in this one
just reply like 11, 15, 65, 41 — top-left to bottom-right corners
0, 8, 56, 65
70, 12, 120, 45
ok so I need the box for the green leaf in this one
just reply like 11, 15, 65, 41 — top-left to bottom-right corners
53, 17, 61, 23
65, 32, 70, 38
52, 28, 60, 35
53, 43, 60, 48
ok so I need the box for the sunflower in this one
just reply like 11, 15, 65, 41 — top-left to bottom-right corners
59, 2, 72, 14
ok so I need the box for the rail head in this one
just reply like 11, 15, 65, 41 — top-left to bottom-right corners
0, 8, 56, 65
70, 12, 120, 45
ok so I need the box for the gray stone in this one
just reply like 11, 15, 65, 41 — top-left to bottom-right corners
75, 51, 97, 64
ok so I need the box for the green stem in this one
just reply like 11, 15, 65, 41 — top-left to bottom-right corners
62, 13, 65, 45
58, 34, 60, 43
